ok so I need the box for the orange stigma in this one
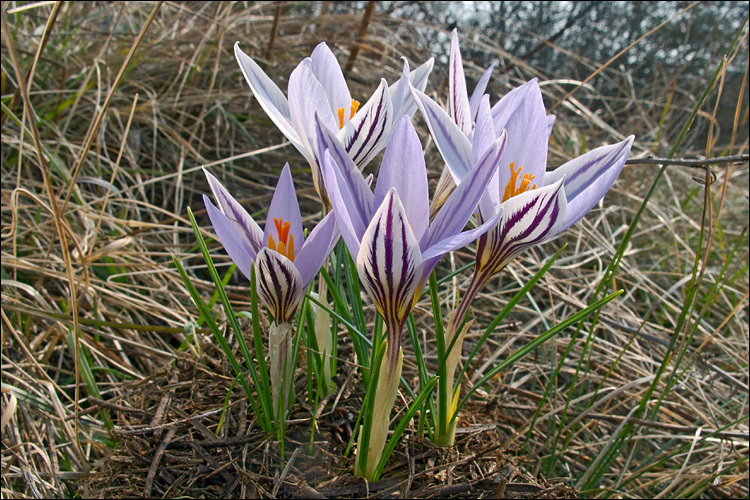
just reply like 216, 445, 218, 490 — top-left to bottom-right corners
337, 99, 360, 129
268, 218, 295, 261
502, 162, 537, 202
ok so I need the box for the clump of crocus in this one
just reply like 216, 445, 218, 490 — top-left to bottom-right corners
234, 42, 433, 208
202, 164, 339, 421
319, 114, 507, 479
414, 42, 634, 444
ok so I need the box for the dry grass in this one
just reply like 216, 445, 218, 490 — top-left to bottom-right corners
1, 2, 748, 498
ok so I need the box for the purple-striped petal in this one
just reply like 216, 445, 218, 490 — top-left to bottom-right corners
374, 116, 429, 242
422, 130, 507, 252
316, 115, 374, 227
321, 150, 367, 259
476, 180, 567, 277
448, 29, 472, 137
420, 205, 505, 284
203, 168, 264, 257
412, 87, 473, 182
469, 64, 495, 122
545, 136, 634, 234
338, 79, 392, 169
234, 43, 301, 150
310, 42, 352, 115
294, 210, 339, 286
255, 248, 305, 324
203, 195, 257, 283
264, 163, 305, 252
357, 188, 424, 336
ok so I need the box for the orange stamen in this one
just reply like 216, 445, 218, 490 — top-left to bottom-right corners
502, 162, 537, 202
337, 99, 361, 129
269, 218, 295, 261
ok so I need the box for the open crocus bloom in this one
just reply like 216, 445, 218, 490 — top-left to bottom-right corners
414, 78, 633, 445
234, 42, 433, 206
414, 80, 635, 285
319, 114, 507, 345
202, 164, 339, 324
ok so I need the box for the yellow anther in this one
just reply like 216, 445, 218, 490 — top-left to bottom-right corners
268, 218, 295, 261
337, 99, 361, 129
502, 162, 537, 202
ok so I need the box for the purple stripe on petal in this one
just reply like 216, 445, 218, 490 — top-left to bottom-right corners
340, 79, 392, 169
357, 189, 423, 339
449, 29, 472, 136
256, 248, 304, 323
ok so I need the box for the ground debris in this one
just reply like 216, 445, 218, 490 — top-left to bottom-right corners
82, 352, 576, 498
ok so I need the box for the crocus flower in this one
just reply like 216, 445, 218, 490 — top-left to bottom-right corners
318, 114, 507, 479
202, 164, 339, 417
414, 77, 634, 445
234, 42, 434, 207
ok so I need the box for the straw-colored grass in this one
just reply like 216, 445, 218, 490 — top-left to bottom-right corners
2, 2, 747, 498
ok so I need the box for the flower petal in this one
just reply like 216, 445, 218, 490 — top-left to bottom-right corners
471, 94, 496, 167
338, 79, 392, 169
264, 163, 305, 251
390, 56, 435, 120
234, 43, 301, 150
469, 64, 495, 122
423, 130, 507, 252
255, 248, 305, 323
288, 58, 338, 156
310, 42, 352, 115
374, 116, 430, 242
448, 29, 472, 137
203, 168, 264, 257
477, 180, 567, 276
357, 188, 424, 335
491, 79, 549, 182
316, 114, 374, 227
321, 150, 367, 259
545, 136, 634, 233
203, 195, 257, 283
412, 87, 473, 182
420, 204, 504, 284
294, 210, 340, 286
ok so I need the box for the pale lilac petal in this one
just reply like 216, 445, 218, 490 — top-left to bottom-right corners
469, 64, 495, 121
203, 168, 264, 256
310, 42, 352, 115
490, 79, 539, 132
545, 136, 634, 233
288, 59, 338, 158
294, 211, 339, 286
203, 195, 256, 283
255, 248, 305, 323
477, 180, 567, 275
547, 114, 556, 138
234, 43, 301, 150
412, 87, 473, 182
315, 114, 374, 224
388, 58, 411, 122
338, 79, 392, 169
374, 116, 429, 242
492, 79, 549, 182
422, 130, 507, 251
448, 29, 472, 136
390, 56, 435, 120
356, 188, 424, 336
264, 163, 305, 251
471, 94, 495, 167
321, 150, 366, 259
